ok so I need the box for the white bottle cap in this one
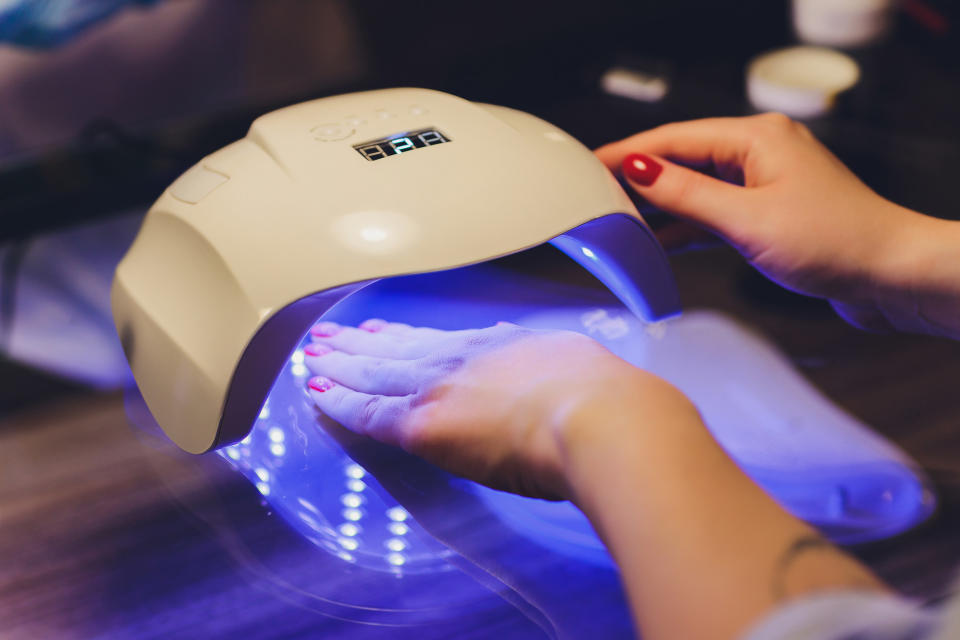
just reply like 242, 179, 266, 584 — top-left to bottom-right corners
746, 46, 860, 119
792, 0, 895, 48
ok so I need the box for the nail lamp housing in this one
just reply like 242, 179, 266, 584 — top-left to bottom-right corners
112, 88, 680, 453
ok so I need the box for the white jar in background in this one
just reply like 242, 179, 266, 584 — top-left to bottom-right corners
792, 0, 897, 48
747, 46, 861, 118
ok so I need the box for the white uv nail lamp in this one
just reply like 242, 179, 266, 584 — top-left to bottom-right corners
113, 87, 679, 456
114, 88, 934, 632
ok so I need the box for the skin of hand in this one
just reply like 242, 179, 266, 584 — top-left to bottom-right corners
595, 113, 960, 338
303, 318, 677, 500
305, 318, 888, 640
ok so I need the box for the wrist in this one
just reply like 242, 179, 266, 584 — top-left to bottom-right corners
549, 370, 706, 505
870, 205, 960, 338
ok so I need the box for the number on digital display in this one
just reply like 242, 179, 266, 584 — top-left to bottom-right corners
390, 137, 415, 153
354, 128, 451, 161
418, 130, 447, 145
358, 144, 387, 161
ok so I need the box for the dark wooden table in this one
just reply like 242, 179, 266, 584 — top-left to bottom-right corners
2, 246, 959, 639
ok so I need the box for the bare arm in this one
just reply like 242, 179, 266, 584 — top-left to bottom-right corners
304, 322, 888, 639
559, 380, 886, 639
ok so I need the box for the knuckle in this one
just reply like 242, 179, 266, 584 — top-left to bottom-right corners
464, 332, 491, 348
756, 111, 794, 129
393, 343, 419, 359
561, 328, 595, 345
355, 395, 383, 430
328, 387, 350, 414
549, 329, 601, 354
409, 390, 435, 410
428, 355, 465, 374
792, 120, 814, 139
394, 403, 431, 452
397, 417, 427, 453
494, 324, 533, 341
456, 325, 535, 354
650, 121, 683, 138
361, 358, 387, 380
669, 168, 707, 208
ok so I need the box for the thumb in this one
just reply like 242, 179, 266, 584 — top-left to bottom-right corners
621, 153, 756, 238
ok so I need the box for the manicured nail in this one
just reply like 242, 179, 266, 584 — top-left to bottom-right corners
304, 343, 332, 357
622, 153, 663, 187
311, 321, 341, 337
308, 376, 335, 392
359, 318, 388, 333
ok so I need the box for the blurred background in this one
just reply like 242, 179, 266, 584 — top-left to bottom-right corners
2, 0, 959, 399
4, 0, 960, 239
2, 1, 960, 638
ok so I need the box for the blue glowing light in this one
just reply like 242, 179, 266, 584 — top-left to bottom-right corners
216, 233, 933, 572
216, 348, 449, 574
549, 214, 681, 322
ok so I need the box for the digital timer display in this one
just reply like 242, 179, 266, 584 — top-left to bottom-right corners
353, 128, 451, 161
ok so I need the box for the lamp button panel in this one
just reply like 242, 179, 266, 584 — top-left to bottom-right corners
169, 165, 229, 204
311, 105, 429, 143
311, 123, 355, 142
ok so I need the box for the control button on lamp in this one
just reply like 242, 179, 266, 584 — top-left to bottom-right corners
169, 166, 229, 204
311, 123, 355, 142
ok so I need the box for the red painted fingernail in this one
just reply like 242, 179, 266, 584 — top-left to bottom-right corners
622, 153, 663, 187
304, 343, 332, 357
310, 321, 341, 338
308, 376, 335, 392
359, 318, 388, 333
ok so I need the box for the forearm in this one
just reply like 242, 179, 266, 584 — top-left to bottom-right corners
555, 379, 888, 640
